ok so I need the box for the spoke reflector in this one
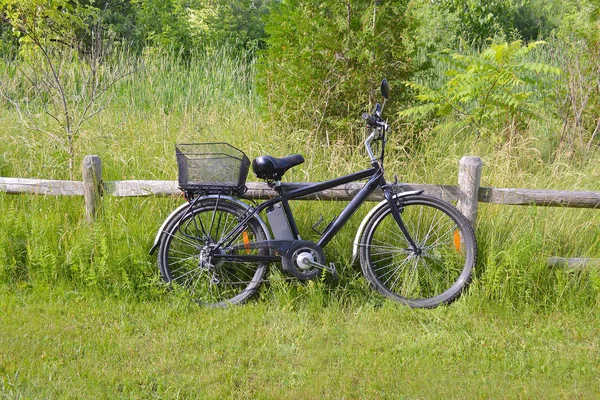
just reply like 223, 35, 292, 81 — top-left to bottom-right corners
243, 231, 251, 254
453, 230, 461, 252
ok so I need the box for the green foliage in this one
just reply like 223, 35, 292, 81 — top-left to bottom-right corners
0, 0, 97, 47
438, 0, 516, 45
0, 0, 135, 179
257, 0, 421, 145
416, 0, 569, 50
189, 0, 272, 50
0, 18, 17, 60
1, 0, 275, 57
400, 40, 561, 142
510, 0, 557, 41
97, 0, 273, 55
545, 0, 600, 154
131, 0, 197, 53
82, 0, 140, 49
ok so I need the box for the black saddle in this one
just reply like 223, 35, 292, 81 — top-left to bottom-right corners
252, 154, 305, 181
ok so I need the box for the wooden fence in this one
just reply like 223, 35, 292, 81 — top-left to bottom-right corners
1, 155, 599, 267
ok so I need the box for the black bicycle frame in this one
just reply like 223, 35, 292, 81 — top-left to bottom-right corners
288, 167, 384, 248
215, 166, 386, 251
211, 122, 421, 256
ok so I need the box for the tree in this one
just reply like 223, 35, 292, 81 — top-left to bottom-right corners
0, 0, 133, 178
437, 0, 516, 46
131, 0, 197, 53
0, 16, 18, 59
257, 0, 421, 145
189, 0, 273, 50
550, 0, 600, 153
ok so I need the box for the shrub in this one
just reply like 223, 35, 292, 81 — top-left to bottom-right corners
257, 0, 422, 145
400, 40, 561, 143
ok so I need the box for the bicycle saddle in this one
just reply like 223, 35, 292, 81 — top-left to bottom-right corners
252, 154, 305, 181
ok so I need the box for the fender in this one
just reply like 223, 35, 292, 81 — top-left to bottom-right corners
149, 195, 271, 255
351, 190, 423, 264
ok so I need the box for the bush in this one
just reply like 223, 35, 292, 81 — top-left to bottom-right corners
257, 0, 422, 145
400, 40, 561, 143
547, 0, 600, 155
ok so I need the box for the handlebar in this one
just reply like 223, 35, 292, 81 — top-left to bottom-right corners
362, 102, 388, 128
362, 80, 391, 164
363, 111, 389, 163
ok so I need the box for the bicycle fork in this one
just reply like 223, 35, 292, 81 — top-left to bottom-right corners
382, 185, 420, 254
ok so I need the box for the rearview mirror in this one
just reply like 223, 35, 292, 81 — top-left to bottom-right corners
380, 78, 390, 99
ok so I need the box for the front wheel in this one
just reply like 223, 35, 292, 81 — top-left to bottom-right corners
359, 194, 477, 308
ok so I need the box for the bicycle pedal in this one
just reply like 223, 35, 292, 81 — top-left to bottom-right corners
328, 263, 338, 278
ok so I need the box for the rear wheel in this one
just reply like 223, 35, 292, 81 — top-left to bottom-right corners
158, 198, 268, 306
359, 195, 476, 308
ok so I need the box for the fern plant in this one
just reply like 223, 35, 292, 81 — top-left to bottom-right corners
401, 40, 561, 142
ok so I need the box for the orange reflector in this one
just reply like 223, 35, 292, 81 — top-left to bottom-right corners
453, 230, 461, 252
242, 231, 251, 254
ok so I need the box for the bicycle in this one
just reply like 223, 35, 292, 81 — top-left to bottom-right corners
150, 79, 477, 308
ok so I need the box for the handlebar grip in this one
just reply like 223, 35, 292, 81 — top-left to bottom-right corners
363, 114, 379, 127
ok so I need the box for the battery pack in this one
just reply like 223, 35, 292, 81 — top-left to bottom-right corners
266, 203, 295, 240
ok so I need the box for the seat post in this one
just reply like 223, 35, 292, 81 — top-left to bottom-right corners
269, 180, 284, 194
273, 181, 283, 195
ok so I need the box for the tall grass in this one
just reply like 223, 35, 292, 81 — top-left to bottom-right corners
0, 44, 598, 310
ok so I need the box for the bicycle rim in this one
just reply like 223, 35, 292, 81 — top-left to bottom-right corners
158, 200, 268, 306
360, 195, 476, 308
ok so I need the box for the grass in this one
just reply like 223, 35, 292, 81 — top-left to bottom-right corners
0, 44, 599, 396
1, 285, 599, 399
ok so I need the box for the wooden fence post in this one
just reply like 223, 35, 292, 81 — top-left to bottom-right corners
82, 155, 102, 222
458, 156, 483, 229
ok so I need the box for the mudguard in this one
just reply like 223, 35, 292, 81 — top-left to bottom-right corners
351, 190, 423, 264
149, 195, 271, 255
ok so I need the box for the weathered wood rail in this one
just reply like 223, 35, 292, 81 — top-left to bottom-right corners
1, 155, 598, 268
4, 176, 598, 207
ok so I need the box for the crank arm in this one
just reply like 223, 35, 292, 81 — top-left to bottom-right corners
304, 259, 338, 278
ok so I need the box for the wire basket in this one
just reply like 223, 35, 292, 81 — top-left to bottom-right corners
176, 143, 250, 194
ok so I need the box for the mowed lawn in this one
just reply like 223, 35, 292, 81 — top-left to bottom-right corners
1, 286, 598, 399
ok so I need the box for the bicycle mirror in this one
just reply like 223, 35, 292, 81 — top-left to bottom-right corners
381, 79, 390, 99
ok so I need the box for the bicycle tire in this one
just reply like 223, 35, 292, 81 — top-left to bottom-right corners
157, 198, 268, 307
359, 194, 476, 308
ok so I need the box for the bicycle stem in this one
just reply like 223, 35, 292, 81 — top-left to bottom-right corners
364, 130, 379, 163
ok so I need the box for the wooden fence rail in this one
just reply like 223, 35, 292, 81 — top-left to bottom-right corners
4, 176, 598, 208
1, 155, 598, 268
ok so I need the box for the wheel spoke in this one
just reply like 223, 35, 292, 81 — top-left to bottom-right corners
162, 228, 202, 249
159, 200, 268, 306
361, 196, 475, 308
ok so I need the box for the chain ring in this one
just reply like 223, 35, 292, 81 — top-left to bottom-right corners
282, 242, 326, 280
